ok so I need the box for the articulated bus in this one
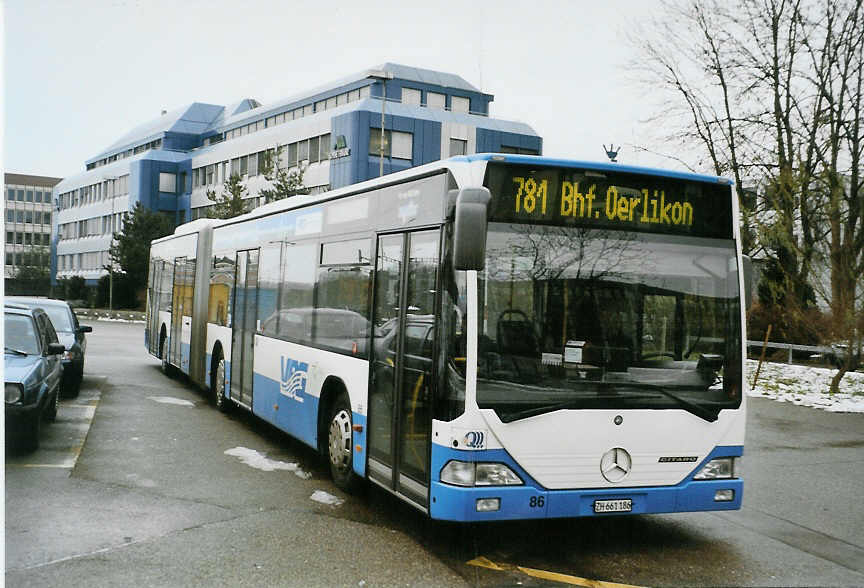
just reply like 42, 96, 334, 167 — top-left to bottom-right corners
145, 154, 746, 522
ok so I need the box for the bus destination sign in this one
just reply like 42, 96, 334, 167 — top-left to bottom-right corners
484, 163, 733, 239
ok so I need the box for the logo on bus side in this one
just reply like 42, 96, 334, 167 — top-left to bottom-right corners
280, 357, 308, 403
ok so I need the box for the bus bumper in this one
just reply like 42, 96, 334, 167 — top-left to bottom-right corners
428, 446, 743, 522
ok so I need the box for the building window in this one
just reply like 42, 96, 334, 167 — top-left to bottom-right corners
6, 231, 13, 244
6, 210, 13, 222
319, 133, 331, 159
449, 138, 467, 157
239, 156, 248, 176
16, 210, 24, 223
6, 188, 13, 200
426, 92, 446, 109
500, 145, 540, 155
16, 232, 22, 244
402, 88, 421, 105
309, 136, 320, 163
298, 140, 309, 163
451, 96, 470, 113
391, 131, 413, 159
159, 172, 177, 193
369, 129, 413, 160
16, 189, 24, 201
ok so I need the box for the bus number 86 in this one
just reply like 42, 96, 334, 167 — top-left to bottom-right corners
529, 496, 545, 508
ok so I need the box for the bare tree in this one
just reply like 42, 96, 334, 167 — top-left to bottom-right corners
632, 0, 863, 391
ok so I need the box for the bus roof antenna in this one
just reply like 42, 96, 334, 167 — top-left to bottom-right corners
603, 144, 620, 163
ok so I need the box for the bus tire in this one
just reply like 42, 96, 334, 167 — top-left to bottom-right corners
212, 350, 231, 414
327, 394, 360, 492
160, 329, 174, 377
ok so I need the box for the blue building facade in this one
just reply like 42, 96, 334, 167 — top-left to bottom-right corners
52, 64, 542, 284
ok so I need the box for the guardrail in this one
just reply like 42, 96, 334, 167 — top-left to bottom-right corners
746, 340, 833, 363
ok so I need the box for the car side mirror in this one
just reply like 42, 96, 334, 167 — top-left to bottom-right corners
78, 325, 93, 333
47, 342, 66, 356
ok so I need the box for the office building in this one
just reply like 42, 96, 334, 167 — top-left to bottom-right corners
52, 63, 542, 284
5, 173, 60, 279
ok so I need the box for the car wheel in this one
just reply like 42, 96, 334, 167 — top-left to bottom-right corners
45, 387, 59, 422
213, 351, 231, 413
327, 394, 360, 492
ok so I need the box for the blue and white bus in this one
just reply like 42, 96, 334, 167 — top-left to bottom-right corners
146, 154, 746, 521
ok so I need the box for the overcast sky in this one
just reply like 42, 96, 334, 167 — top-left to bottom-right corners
3, 0, 667, 179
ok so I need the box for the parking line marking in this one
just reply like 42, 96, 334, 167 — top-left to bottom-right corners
467, 556, 643, 588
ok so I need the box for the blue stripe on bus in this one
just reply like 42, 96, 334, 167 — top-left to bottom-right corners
428, 444, 743, 522
251, 372, 320, 449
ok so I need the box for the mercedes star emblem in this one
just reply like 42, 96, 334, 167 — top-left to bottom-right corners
600, 447, 632, 483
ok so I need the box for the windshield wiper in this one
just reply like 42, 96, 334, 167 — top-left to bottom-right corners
4, 347, 29, 356
499, 393, 659, 423
601, 382, 720, 422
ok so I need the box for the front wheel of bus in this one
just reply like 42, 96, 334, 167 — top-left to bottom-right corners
213, 352, 230, 414
328, 395, 360, 492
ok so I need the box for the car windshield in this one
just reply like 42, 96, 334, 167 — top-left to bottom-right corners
4, 313, 40, 355
41, 306, 74, 332
474, 224, 742, 422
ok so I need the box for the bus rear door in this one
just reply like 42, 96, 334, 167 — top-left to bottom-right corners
230, 249, 259, 409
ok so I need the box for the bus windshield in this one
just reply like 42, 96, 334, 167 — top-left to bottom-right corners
474, 223, 742, 423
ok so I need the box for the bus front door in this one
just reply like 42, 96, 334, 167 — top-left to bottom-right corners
230, 249, 259, 409
368, 229, 440, 509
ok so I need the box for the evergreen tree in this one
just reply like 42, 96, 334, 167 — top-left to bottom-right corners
207, 173, 251, 219
110, 203, 175, 286
258, 147, 310, 203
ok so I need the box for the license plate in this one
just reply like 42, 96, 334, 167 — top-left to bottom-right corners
593, 499, 632, 513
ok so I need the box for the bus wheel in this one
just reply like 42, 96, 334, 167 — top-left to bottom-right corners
160, 332, 174, 377
327, 394, 360, 492
213, 352, 230, 413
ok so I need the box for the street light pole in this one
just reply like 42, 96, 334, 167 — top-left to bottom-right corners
368, 70, 394, 177
380, 82, 385, 177
103, 176, 117, 310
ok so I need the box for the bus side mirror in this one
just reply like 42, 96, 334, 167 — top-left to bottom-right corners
742, 255, 753, 311
452, 187, 491, 271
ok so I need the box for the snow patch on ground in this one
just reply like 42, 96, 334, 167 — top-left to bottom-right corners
148, 396, 195, 407
224, 447, 310, 478
747, 360, 864, 413
310, 490, 344, 506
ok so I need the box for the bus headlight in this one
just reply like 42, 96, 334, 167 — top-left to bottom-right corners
693, 457, 738, 480
5, 383, 23, 404
441, 461, 523, 487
